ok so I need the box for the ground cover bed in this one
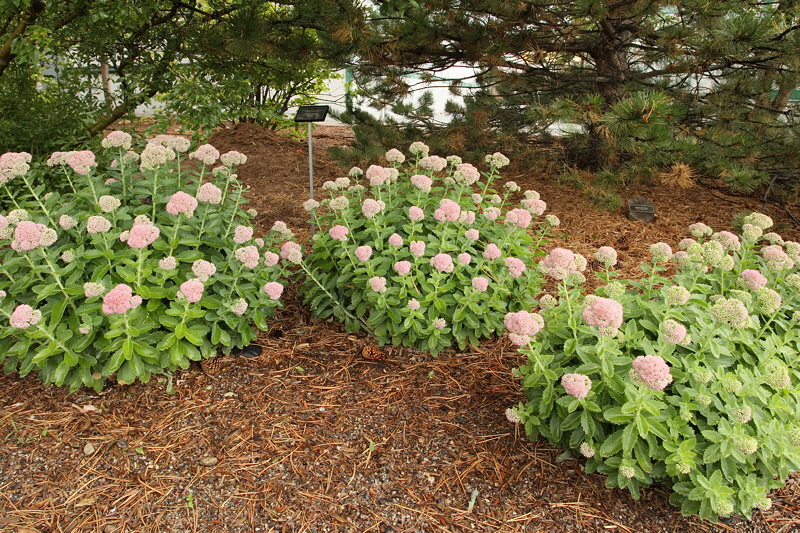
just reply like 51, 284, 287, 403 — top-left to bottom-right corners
1, 122, 798, 532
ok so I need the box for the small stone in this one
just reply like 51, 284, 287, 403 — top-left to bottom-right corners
199, 456, 219, 467
83, 443, 96, 456
627, 196, 656, 222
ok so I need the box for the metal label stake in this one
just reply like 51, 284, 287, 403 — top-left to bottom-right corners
294, 105, 330, 234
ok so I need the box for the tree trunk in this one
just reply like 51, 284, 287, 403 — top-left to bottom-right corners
0, 2, 44, 78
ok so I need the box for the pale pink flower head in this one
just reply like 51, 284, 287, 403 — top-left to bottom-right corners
101, 131, 133, 150
583, 297, 623, 336
235, 246, 261, 269
388, 233, 404, 247
328, 225, 349, 241
12, 221, 47, 251
631, 355, 673, 391
166, 191, 198, 217
409, 141, 430, 157
394, 260, 412, 276
197, 182, 223, 204
9, 304, 42, 329
67, 150, 96, 175
504, 310, 544, 345
688, 222, 713, 238
159, 256, 178, 271
271, 221, 293, 238
505, 257, 526, 278
233, 225, 254, 244
458, 210, 476, 225
505, 208, 532, 229
263, 251, 279, 267
280, 241, 303, 264
486, 152, 510, 168
369, 276, 387, 293
407, 299, 421, 310
453, 163, 480, 186
457, 252, 471, 266
362, 198, 384, 219
231, 298, 249, 316
712, 231, 741, 251
151, 134, 191, 153
410, 174, 433, 192
83, 282, 105, 298
472, 276, 489, 292
650, 242, 673, 263
349, 166, 364, 178
366, 165, 392, 187
125, 223, 160, 249
263, 281, 284, 301
662, 319, 688, 345
419, 155, 447, 172
303, 199, 320, 212
408, 206, 425, 222
741, 269, 767, 290
190, 144, 220, 165
102, 284, 142, 315
191, 259, 217, 281
220, 150, 247, 167
409, 240, 426, 257
98, 195, 121, 213
434, 199, 461, 222
483, 206, 501, 221
432, 318, 447, 329
594, 246, 618, 268
561, 374, 592, 399
140, 143, 175, 170
177, 279, 205, 303
539, 248, 582, 280
385, 148, 405, 164
355, 245, 373, 262
521, 198, 547, 216
483, 243, 502, 260
762, 245, 794, 270
430, 253, 454, 273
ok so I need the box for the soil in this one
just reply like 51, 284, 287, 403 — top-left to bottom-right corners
1, 122, 799, 533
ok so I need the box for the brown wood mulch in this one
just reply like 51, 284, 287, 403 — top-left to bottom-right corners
0, 123, 798, 532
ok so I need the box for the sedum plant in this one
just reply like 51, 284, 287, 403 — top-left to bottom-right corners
511, 215, 800, 520
300, 143, 556, 354
0, 133, 293, 391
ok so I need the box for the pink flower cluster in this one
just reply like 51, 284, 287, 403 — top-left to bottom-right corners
67, 150, 96, 175
160, 256, 177, 270
355, 245, 373, 262
712, 231, 741, 251
453, 163, 480, 186
98, 195, 121, 213
140, 143, 175, 170
432, 318, 447, 329
263, 251, 279, 267
483, 243, 502, 260
419, 155, 447, 172
539, 248, 586, 281
280, 241, 303, 264
10, 304, 42, 329
483, 206, 501, 221
83, 282, 105, 298
59, 214, 77, 230
561, 374, 592, 399
362, 198, 385, 219
472, 276, 489, 292
190, 144, 220, 165
409, 141, 429, 157
434, 199, 461, 222
410, 174, 433, 192
504, 310, 544, 346
505, 208, 532, 229
329, 225, 349, 241
150, 134, 191, 153
197, 182, 223, 204
101, 131, 133, 150
263, 281, 284, 300
86, 215, 112, 235
662, 319, 688, 345
505, 257, 526, 278
12, 221, 54, 251
465, 229, 479, 241
233, 225, 254, 244
408, 206, 425, 221
234, 246, 260, 269
0, 151, 32, 183
102, 284, 142, 315
231, 298, 249, 316
582, 297, 623, 336
394, 260, 411, 276
166, 191, 198, 217
366, 165, 392, 187
125, 223, 160, 249
178, 279, 205, 303
388, 233, 403, 246
410, 240, 426, 257
521, 198, 547, 216
369, 276, 387, 293
631, 355, 673, 391
594, 246, 618, 268
192, 259, 217, 281
220, 150, 247, 167
385, 148, 405, 164
762, 245, 795, 270
457, 253, 471, 266
741, 269, 767, 290
430, 253, 454, 273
